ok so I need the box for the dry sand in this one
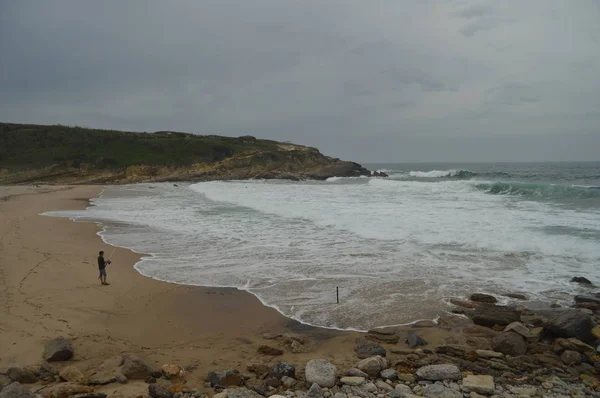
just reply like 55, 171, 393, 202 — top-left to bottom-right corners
0, 185, 367, 391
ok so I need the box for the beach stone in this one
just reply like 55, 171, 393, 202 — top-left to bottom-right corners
98, 355, 124, 371
59, 365, 85, 383
120, 353, 158, 380
43, 336, 74, 362
6, 368, 37, 384
0, 382, 37, 398
88, 371, 117, 385
375, 380, 393, 393
281, 376, 297, 388
545, 309, 593, 342
553, 337, 596, 353
504, 322, 530, 338
346, 369, 368, 378
340, 377, 365, 386
475, 350, 504, 359
394, 384, 414, 396
149, 384, 173, 398
334, 393, 347, 398
161, 364, 185, 379
208, 370, 245, 387
269, 362, 296, 379
450, 298, 477, 309
571, 276, 593, 285
356, 356, 388, 377
308, 383, 324, 398
257, 345, 283, 356
380, 369, 397, 381
592, 326, 600, 340
491, 332, 527, 356
423, 384, 459, 398
470, 294, 497, 304
340, 385, 371, 398
355, 341, 386, 359
228, 388, 264, 398
406, 332, 427, 348
560, 350, 583, 365
462, 375, 495, 395
305, 359, 337, 388
397, 373, 416, 383
471, 305, 520, 327
415, 364, 460, 381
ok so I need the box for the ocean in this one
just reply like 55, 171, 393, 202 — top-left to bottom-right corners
45, 162, 600, 331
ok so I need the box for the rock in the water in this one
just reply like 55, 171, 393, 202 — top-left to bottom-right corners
380, 368, 398, 381
356, 356, 388, 377
0, 382, 37, 398
354, 340, 386, 359
545, 309, 593, 342
462, 375, 495, 395
450, 298, 477, 309
307, 383, 324, 398
470, 294, 497, 304
423, 384, 459, 398
207, 370, 245, 387
7, 368, 37, 384
43, 336, 74, 362
119, 353, 157, 380
571, 276, 593, 285
269, 362, 296, 379
340, 377, 365, 386
59, 365, 85, 383
491, 332, 527, 356
257, 345, 283, 356
406, 331, 427, 348
415, 364, 461, 381
560, 350, 583, 365
471, 305, 520, 327
305, 359, 337, 388
148, 384, 173, 398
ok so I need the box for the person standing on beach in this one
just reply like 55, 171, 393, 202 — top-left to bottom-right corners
97, 250, 111, 285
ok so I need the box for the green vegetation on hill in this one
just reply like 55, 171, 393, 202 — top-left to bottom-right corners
0, 123, 281, 170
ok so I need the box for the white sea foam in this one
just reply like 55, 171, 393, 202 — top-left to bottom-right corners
44, 179, 600, 331
408, 169, 465, 178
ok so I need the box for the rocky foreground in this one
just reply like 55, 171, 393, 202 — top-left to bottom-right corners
3, 279, 600, 398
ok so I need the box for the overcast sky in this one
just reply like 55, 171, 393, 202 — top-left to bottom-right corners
1, 1, 599, 162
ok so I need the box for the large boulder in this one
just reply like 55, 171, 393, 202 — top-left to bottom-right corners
6, 368, 36, 384
356, 356, 388, 377
545, 309, 594, 342
43, 336, 74, 362
119, 353, 158, 380
415, 364, 460, 381
305, 359, 337, 388
491, 332, 527, 356
354, 340, 386, 359
471, 305, 520, 327
0, 382, 37, 398
268, 362, 295, 379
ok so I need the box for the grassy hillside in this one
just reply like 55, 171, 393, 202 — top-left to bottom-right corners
0, 123, 282, 170
0, 123, 371, 184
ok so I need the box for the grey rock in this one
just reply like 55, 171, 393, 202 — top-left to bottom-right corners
269, 362, 296, 379
363, 382, 377, 393
149, 384, 174, 398
340, 385, 373, 398
375, 380, 393, 393
305, 359, 337, 388
6, 368, 37, 384
308, 383, 324, 398
406, 332, 427, 349
503, 322, 530, 338
422, 384, 459, 398
491, 332, 527, 356
394, 384, 414, 396
116, 374, 128, 384
334, 393, 347, 398
545, 309, 593, 342
571, 276, 593, 285
470, 293, 498, 304
471, 305, 520, 327
207, 370, 244, 387
340, 377, 365, 386
356, 356, 388, 377
560, 350, 583, 365
461, 375, 495, 395
0, 382, 37, 398
120, 353, 157, 380
355, 341, 386, 359
415, 364, 461, 381
88, 371, 117, 385
346, 368, 369, 378
281, 376, 297, 388
43, 336, 74, 362
379, 369, 397, 381
228, 388, 265, 398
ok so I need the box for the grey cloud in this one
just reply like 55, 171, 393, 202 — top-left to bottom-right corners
1, 0, 599, 162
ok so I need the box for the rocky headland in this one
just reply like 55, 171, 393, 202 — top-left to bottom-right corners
0, 123, 384, 184
3, 279, 600, 398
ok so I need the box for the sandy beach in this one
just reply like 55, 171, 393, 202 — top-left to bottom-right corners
0, 185, 366, 393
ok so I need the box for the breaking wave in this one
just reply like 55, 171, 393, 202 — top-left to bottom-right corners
475, 182, 600, 199
408, 169, 477, 178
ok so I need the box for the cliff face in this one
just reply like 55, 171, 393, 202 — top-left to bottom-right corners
0, 123, 372, 184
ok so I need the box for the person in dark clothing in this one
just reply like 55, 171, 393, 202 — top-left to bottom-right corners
98, 250, 111, 285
